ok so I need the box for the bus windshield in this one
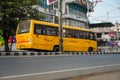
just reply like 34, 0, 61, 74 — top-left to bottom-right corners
17, 21, 30, 34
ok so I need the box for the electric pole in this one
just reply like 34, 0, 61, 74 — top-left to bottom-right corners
58, 0, 63, 54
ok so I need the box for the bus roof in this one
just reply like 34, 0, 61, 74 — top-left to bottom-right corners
22, 20, 90, 32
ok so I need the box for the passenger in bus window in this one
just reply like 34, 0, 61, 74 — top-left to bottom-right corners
75, 33, 80, 38
79, 32, 83, 38
90, 33, 94, 40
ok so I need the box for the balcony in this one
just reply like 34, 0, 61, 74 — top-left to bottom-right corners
62, 14, 87, 22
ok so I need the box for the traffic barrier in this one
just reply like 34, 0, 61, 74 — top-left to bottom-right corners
0, 51, 120, 56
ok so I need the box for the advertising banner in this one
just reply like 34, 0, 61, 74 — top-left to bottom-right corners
47, 0, 57, 5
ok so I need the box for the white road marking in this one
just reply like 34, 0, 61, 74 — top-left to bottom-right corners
0, 64, 120, 79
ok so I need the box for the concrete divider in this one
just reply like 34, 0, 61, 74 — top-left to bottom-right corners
0, 51, 120, 56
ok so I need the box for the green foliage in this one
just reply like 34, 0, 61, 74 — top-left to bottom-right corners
0, 0, 44, 51
0, 0, 42, 32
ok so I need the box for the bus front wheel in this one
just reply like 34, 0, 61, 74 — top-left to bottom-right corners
53, 46, 59, 52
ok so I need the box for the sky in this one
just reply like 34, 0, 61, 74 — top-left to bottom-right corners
89, 0, 120, 24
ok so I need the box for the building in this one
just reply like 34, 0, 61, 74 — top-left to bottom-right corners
38, 0, 58, 23
38, 0, 94, 28
89, 22, 118, 46
62, 0, 94, 28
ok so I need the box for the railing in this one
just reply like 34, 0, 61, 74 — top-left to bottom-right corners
98, 46, 120, 52
0, 51, 120, 56
62, 14, 87, 22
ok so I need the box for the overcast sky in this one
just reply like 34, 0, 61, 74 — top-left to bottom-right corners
89, 0, 120, 24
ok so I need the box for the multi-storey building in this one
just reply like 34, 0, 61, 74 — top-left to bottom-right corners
62, 0, 93, 28
38, 0, 94, 28
38, 0, 58, 23
90, 22, 120, 52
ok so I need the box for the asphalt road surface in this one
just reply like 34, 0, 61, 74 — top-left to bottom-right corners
0, 54, 120, 80
65, 70, 120, 80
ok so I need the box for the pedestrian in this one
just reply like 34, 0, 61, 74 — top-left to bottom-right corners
13, 36, 16, 43
8, 36, 13, 43
8, 36, 13, 51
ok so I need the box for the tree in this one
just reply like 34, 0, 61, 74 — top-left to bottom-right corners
0, 0, 43, 51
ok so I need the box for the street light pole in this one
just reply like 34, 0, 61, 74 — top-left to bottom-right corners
58, 0, 63, 53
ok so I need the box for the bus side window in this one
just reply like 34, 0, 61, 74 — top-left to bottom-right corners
79, 31, 83, 39
84, 32, 89, 39
67, 30, 74, 38
75, 33, 80, 38
34, 24, 43, 34
82, 32, 86, 39
70, 30, 74, 38
42, 27, 46, 35
46, 27, 57, 36
90, 32, 95, 40
74, 31, 80, 38
85, 32, 89, 39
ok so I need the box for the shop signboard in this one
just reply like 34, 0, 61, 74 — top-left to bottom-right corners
107, 42, 118, 46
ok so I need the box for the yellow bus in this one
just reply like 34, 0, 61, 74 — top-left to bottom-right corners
16, 20, 97, 52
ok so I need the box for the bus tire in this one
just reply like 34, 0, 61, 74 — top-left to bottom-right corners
53, 46, 59, 52
88, 47, 93, 52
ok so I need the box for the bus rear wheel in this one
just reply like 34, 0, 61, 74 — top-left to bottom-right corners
53, 46, 59, 52
88, 47, 93, 52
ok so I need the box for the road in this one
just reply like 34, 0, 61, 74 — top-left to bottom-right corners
0, 55, 120, 80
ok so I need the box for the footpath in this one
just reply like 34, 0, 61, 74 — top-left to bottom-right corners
64, 70, 120, 80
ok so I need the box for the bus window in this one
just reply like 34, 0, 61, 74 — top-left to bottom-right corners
34, 24, 43, 34
68, 30, 74, 38
85, 32, 89, 39
82, 31, 86, 39
74, 31, 80, 38
79, 31, 84, 39
34, 24, 46, 35
90, 32, 96, 40
17, 21, 30, 34
46, 27, 57, 36
65, 29, 74, 38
